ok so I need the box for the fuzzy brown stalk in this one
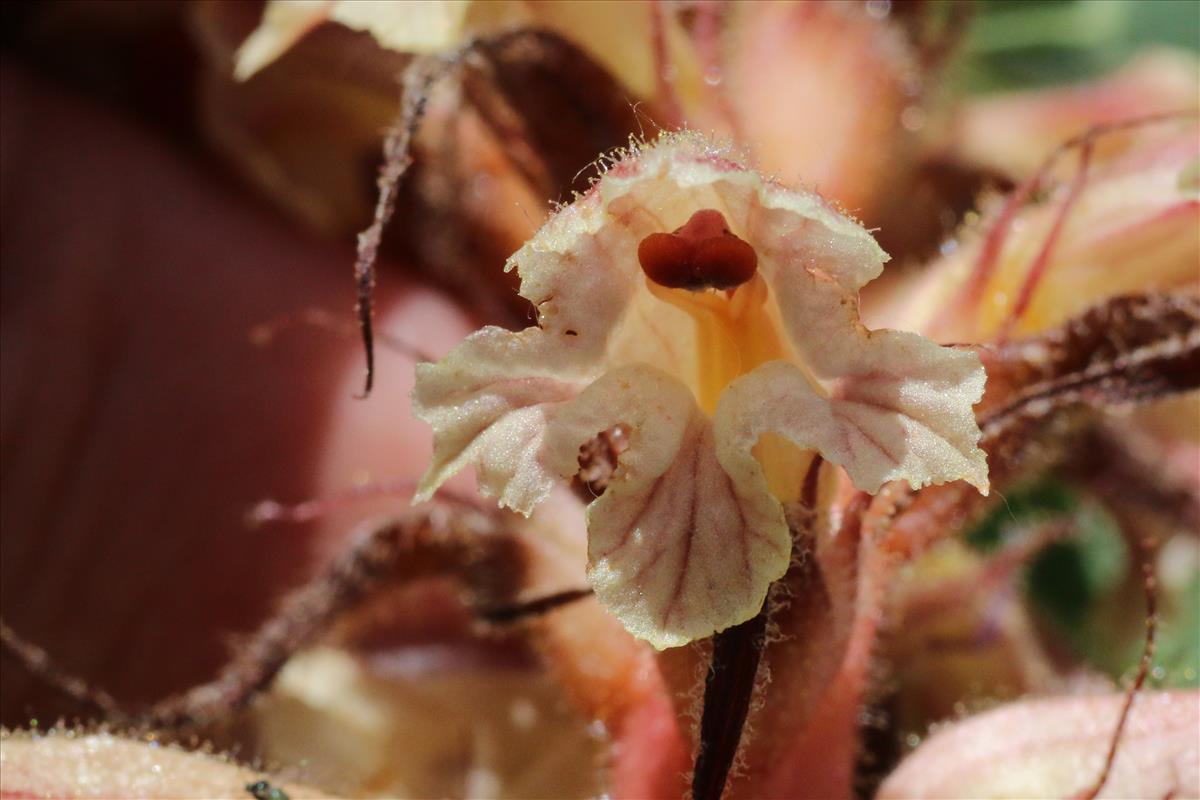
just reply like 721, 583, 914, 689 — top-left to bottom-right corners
885, 292, 1200, 563
477, 587, 595, 625
0, 622, 122, 721
3, 506, 524, 732
146, 507, 520, 730
988, 293, 1200, 392
355, 53, 452, 397
980, 292, 1200, 454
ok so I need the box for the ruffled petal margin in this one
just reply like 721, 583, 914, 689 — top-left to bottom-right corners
716, 346, 988, 497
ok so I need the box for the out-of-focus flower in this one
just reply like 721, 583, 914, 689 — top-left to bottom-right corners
706, 1, 923, 220
232, 0, 697, 105
413, 132, 988, 648
228, 0, 925, 219
0, 730, 333, 799
252, 646, 605, 798
878, 691, 1200, 800
883, 539, 1062, 730
879, 118, 1200, 341
951, 51, 1200, 179
864, 111, 1200, 491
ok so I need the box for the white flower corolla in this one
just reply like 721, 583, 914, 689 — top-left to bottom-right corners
413, 133, 988, 649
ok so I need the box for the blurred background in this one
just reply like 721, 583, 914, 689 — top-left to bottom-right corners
1, 2, 1197, 798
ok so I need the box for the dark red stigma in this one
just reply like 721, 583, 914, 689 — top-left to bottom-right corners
637, 209, 758, 291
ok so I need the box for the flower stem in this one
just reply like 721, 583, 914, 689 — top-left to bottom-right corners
692, 600, 769, 800
692, 457, 825, 799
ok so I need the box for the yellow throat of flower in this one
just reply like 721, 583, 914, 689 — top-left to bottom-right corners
646, 274, 819, 503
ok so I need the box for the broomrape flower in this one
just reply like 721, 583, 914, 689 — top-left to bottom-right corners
413, 132, 989, 649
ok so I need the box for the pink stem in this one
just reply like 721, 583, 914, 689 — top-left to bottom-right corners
997, 140, 1094, 342
248, 480, 479, 526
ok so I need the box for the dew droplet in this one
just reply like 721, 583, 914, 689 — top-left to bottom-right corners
901, 106, 926, 132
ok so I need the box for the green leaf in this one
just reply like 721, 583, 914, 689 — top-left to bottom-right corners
956, 0, 1200, 93
1024, 502, 1127, 632
1154, 572, 1200, 688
